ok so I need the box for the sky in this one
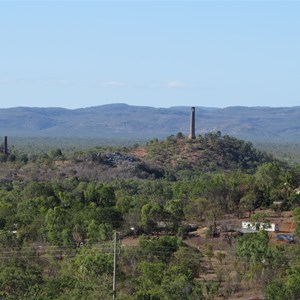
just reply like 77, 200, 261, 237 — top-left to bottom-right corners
0, 0, 299, 109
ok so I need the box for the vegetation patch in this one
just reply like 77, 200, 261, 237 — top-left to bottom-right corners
0, 133, 299, 298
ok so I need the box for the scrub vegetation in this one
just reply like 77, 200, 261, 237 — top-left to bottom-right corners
0, 132, 300, 299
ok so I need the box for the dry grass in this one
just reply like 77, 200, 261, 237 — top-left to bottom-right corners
120, 209, 295, 299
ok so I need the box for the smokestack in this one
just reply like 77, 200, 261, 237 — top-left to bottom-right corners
4, 136, 8, 155
189, 107, 196, 139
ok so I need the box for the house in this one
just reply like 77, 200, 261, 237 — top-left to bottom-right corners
242, 221, 279, 232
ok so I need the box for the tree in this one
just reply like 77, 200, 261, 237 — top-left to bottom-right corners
293, 207, 300, 240
140, 203, 163, 234
83, 183, 116, 207
265, 266, 300, 300
56, 247, 114, 299
237, 228, 287, 287
165, 199, 184, 233
240, 192, 256, 217
283, 267, 300, 300
139, 236, 181, 263
168, 247, 202, 280
45, 207, 71, 245
161, 274, 202, 300
204, 173, 230, 212
236, 230, 269, 269
176, 132, 185, 139
87, 221, 113, 243
137, 261, 165, 289
255, 163, 281, 206
48, 148, 63, 160
184, 197, 210, 222
0, 260, 43, 300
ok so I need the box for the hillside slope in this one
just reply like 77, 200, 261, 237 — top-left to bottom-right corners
0, 134, 275, 183
132, 133, 274, 174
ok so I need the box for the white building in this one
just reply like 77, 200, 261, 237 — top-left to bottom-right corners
242, 221, 279, 232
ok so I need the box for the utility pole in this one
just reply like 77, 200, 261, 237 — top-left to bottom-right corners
113, 231, 118, 299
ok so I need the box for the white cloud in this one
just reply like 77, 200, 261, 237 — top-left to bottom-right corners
99, 81, 125, 88
166, 81, 189, 89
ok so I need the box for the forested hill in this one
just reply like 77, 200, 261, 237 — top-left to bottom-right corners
1, 104, 300, 142
0, 133, 274, 183
132, 133, 274, 175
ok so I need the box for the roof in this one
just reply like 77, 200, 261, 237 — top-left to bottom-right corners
276, 234, 294, 243
234, 228, 257, 234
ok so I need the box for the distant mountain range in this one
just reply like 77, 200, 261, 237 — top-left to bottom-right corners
1, 104, 300, 143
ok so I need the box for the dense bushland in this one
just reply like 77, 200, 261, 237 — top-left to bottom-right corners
0, 133, 300, 298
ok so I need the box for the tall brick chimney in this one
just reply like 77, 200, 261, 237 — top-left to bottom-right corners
189, 107, 196, 139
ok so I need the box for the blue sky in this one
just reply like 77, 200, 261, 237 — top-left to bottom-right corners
0, 1, 299, 109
